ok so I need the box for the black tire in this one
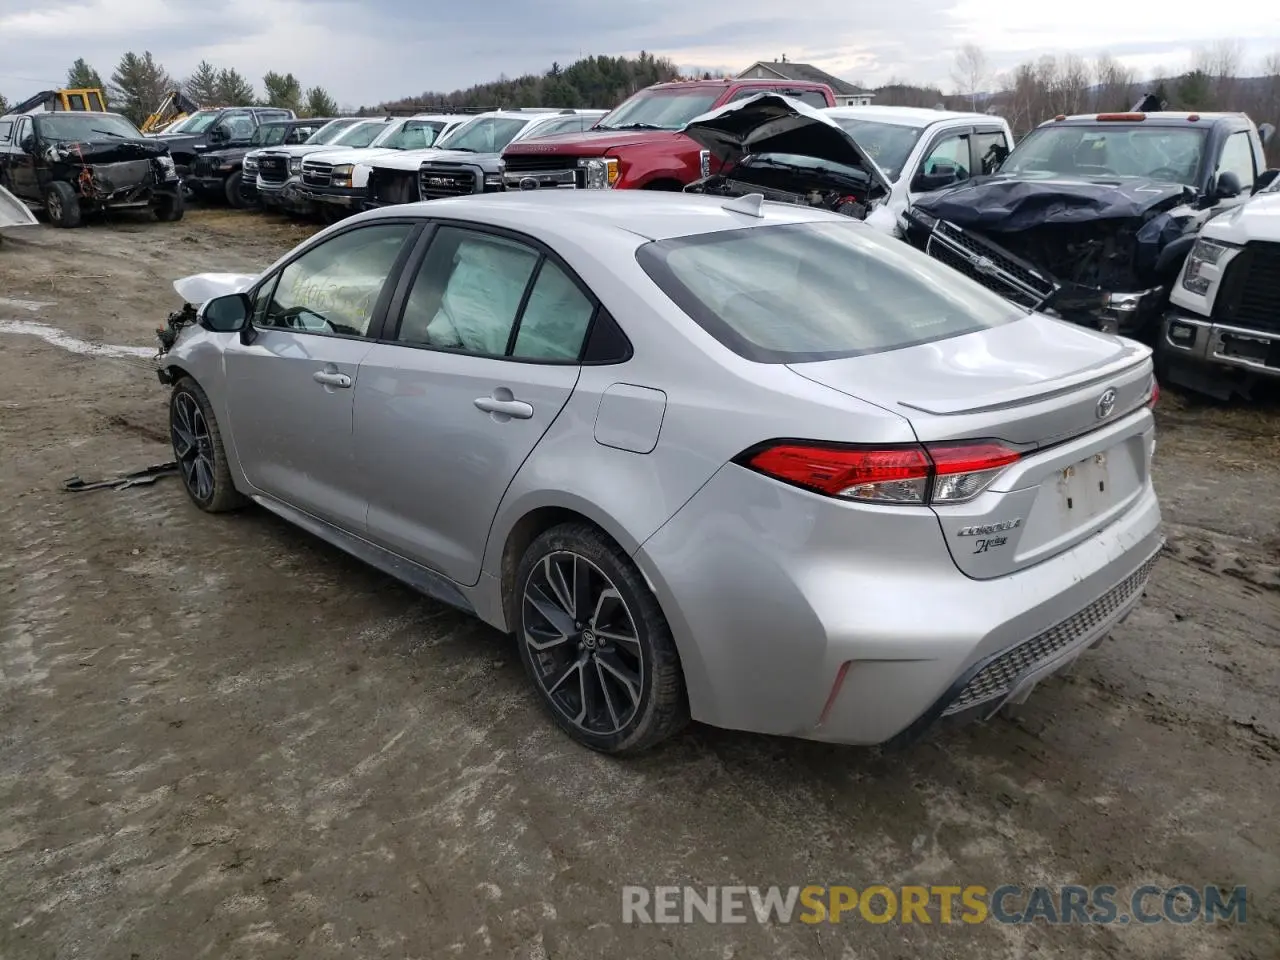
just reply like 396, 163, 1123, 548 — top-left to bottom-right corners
153, 189, 185, 222
514, 522, 688, 754
169, 377, 246, 513
44, 181, 81, 228
224, 171, 247, 208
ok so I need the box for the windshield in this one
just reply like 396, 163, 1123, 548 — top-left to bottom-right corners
35, 113, 142, 142
371, 119, 448, 150
829, 119, 924, 180
636, 220, 1019, 362
306, 120, 356, 145
164, 110, 221, 134
436, 117, 529, 153
332, 122, 385, 148
252, 124, 289, 147
1002, 124, 1207, 185
597, 89, 721, 131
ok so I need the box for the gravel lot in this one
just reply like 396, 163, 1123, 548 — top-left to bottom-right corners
1, 208, 1277, 960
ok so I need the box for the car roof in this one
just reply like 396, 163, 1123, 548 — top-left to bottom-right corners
1047, 111, 1245, 127
825, 105, 997, 126
350, 189, 850, 243
649, 78, 831, 91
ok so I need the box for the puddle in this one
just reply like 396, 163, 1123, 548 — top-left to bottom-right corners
0, 320, 154, 360
0, 297, 54, 313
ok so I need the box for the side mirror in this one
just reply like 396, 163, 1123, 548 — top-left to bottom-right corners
1259, 123, 1274, 148
1214, 170, 1243, 200
19, 135, 35, 153
1254, 168, 1279, 194
200, 293, 252, 333
209, 125, 229, 143
912, 163, 959, 192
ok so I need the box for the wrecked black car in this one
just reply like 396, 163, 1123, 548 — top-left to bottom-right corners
682, 94, 891, 220
900, 111, 1275, 336
0, 111, 183, 227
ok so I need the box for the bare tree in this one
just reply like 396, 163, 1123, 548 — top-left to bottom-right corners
1196, 39, 1244, 109
951, 43, 990, 110
1093, 52, 1135, 112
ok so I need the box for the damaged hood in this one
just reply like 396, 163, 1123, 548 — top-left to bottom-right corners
681, 94, 891, 194
173, 273, 258, 305
373, 147, 472, 173
0, 184, 38, 228
44, 137, 172, 164
912, 175, 1193, 232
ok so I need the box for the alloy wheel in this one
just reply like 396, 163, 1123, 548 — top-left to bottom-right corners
522, 551, 645, 736
171, 392, 216, 502
47, 193, 62, 220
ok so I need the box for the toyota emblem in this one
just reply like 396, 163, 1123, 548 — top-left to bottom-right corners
1096, 388, 1118, 419
519, 177, 538, 191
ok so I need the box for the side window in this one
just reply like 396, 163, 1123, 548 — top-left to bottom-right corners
285, 126, 311, 144
0, 121, 12, 144
225, 113, 255, 140
1218, 131, 1256, 191
513, 261, 595, 360
726, 88, 762, 103
973, 130, 1010, 175
791, 90, 833, 109
257, 224, 414, 336
14, 118, 29, 147
919, 133, 971, 181
396, 227, 539, 354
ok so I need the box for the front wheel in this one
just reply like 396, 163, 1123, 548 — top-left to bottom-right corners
224, 171, 247, 208
515, 522, 688, 754
44, 181, 81, 228
169, 378, 246, 513
153, 189, 185, 222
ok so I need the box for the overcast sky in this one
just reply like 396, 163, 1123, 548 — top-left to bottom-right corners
2, 0, 1278, 108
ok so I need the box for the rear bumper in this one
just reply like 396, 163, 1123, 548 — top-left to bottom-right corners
1161, 309, 1280, 381
634, 461, 1163, 747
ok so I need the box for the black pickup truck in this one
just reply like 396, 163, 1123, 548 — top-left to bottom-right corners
185, 116, 332, 207
152, 106, 294, 183
0, 110, 183, 227
900, 110, 1275, 337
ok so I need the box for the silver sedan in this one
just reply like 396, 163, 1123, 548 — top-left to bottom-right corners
157, 190, 1163, 754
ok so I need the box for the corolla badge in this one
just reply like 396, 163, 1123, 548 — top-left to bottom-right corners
1096, 388, 1118, 419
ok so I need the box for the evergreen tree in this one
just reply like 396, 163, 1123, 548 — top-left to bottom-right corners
215, 69, 256, 106
109, 51, 175, 126
185, 60, 220, 105
67, 58, 105, 90
303, 86, 339, 117
262, 71, 302, 112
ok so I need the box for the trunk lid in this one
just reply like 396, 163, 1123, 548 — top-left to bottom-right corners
790, 314, 1156, 578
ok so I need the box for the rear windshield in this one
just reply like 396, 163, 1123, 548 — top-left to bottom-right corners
636, 220, 1021, 362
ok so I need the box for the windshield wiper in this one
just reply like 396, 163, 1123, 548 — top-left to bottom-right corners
91, 129, 125, 138
599, 122, 666, 131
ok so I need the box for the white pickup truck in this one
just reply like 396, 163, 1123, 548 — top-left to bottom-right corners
1161, 168, 1280, 398
822, 105, 1016, 235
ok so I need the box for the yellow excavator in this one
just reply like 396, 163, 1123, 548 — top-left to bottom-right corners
141, 90, 202, 134
10, 88, 108, 114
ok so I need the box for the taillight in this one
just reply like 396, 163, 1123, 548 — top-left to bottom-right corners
1148, 379, 1160, 409
739, 439, 1021, 506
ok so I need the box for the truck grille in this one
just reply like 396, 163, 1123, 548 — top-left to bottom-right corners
942, 551, 1158, 716
191, 155, 218, 178
501, 154, 583, 189
926, 221, 1056, 309
368, 169, 419, 206
1214, 241, 1280, 335
418, 164, 478, 199
302, 161, 333, 188
257, 155, 289, 183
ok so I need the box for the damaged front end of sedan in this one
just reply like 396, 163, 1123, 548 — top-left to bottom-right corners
681, 94, 892, 221
899, 177, 1199, 336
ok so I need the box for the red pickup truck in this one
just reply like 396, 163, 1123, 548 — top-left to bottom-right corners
500, 78, 837, 192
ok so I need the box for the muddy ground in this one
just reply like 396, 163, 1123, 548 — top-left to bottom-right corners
0, 207, 1277, 960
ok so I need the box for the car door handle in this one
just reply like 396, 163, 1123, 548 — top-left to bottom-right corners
313, 370, 352, 388
474, 396, 534, 419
